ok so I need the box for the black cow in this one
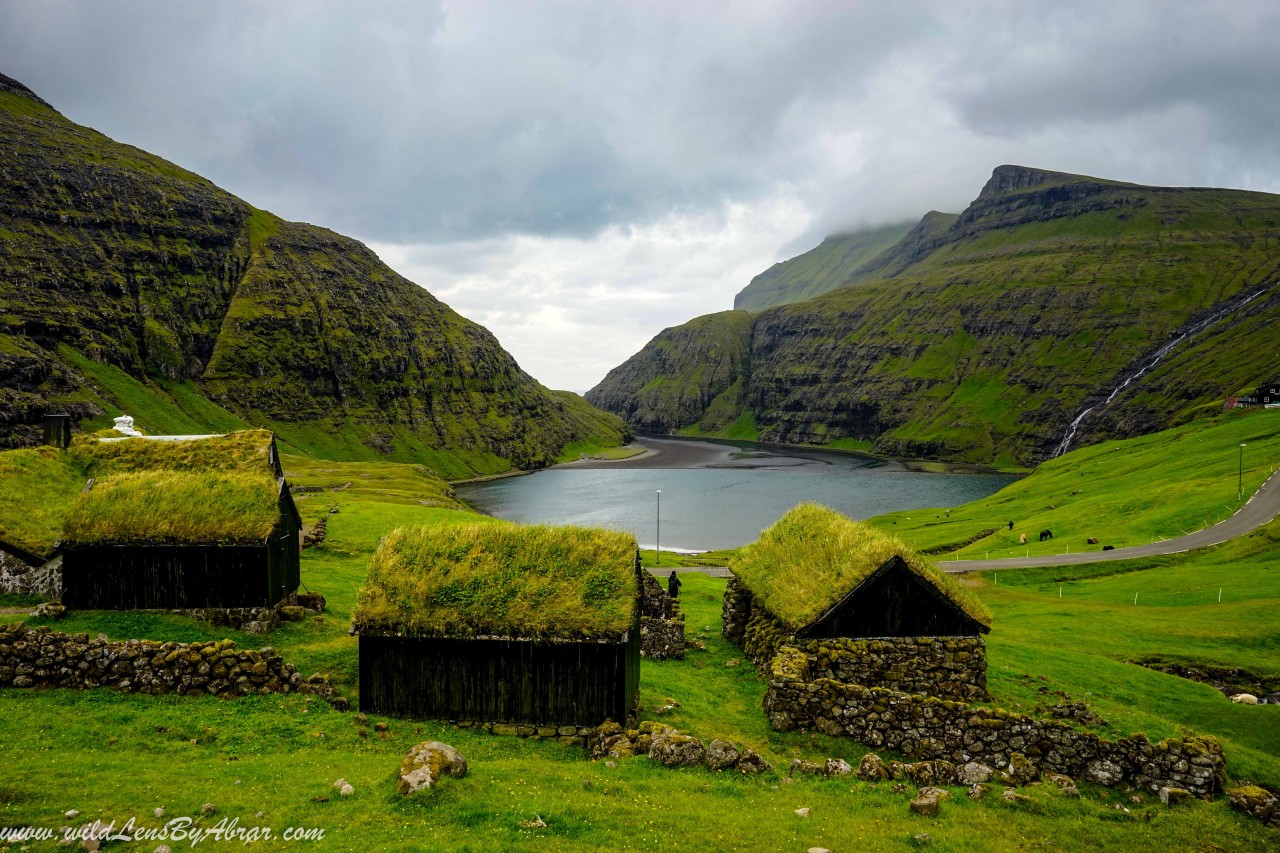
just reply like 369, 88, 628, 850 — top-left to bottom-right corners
1039, 529, 1054, 542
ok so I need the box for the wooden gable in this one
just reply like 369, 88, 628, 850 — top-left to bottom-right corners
798, 555, 989, 639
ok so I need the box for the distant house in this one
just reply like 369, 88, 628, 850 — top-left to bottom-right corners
58, 430, 301, 610
1226, 381, 1280, 409
723, 504, 992, 701
354, 522, 641, 727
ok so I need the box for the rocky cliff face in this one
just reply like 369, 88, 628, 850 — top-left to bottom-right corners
591, 165, 1280, 465
0, 75, 625, 474
586, 311, 754, 435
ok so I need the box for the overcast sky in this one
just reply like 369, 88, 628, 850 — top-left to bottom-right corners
4, 1, 1279, 391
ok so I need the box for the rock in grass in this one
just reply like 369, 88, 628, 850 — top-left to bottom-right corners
808, 848, 833, 853
706, 739, 740, 771
967, 784, 989, 800
824, 758, 853, 777
398, 742, 467, 795
789, 759, 824, 777
1006, 753, 1038, 786
857, 753, 890, 782
1001, 790, 1032, 805
1226, 785, 1280, 826
339, 783, 354, 797
649, 732, 706, 767
1159, 786, 1191, 806
200, 803, 217, 815
917, 786, 951, 801
909, 794, 940, 816
794, 807, 810, 818
736, 746, 773, 774
956, 762, 994, 785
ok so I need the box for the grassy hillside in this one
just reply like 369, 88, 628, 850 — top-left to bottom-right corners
733, 221, 914, 312
874, 408, 1280, 560
590, 165, 1280, 466
2, 446, 1278, 849
0, 73, 626, 476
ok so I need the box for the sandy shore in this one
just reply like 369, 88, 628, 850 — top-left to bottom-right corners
555, 436, 903, 471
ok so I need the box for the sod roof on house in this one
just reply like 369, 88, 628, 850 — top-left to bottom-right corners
61, 470, 282, 546
74, 429, 276, 476
730, 503, 993, 631
353, 521, 639, 640
0, 430, 280, 558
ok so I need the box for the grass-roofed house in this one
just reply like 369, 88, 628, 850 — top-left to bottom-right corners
723, 503, 992, 703
57, 429, 301, 610
353, 521, 642, 731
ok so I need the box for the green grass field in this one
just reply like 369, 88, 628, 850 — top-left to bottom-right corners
2, 416, 1279, 849
874, 409, 1280, 559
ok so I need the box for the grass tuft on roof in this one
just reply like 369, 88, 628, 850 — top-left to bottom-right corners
353, 521, 639, 640
71, 429, 275, 476
62, 470, 281, 546
730, 503, 993, 631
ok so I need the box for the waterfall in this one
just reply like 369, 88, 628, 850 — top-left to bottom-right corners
1052, 284, 1273, 458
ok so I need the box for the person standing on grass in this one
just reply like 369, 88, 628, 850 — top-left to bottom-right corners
667, 570, 682, 599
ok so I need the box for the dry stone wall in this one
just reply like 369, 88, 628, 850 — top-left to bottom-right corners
764, 646, 1225, 795
799, 636, 987, 702
723, 576, 987, 702
0, 621, 344, 706
0, 550, 60, 598
640, 571, 685, 660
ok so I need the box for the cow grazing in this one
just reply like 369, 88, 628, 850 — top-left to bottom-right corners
1039, 529, 1054, 542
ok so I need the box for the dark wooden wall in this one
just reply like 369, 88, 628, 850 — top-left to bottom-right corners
802, 557, 986, 638
360, 632, 640, 727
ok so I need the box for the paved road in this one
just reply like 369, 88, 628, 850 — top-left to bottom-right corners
939, 466, 1280, 573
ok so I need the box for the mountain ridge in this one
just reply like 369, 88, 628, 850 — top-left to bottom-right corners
589, 165, 1280, 466
0, 75, 626, 477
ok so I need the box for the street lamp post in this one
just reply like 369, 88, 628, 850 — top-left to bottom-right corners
1239, 443, 1247, 502
655, 489, 662, 566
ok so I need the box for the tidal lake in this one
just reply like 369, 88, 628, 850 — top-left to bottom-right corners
456, 437, 1016, 552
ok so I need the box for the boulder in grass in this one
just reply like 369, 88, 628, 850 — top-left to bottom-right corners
956, 762, 994, 785
736, 746, 773, 774
909, 793, 939, 816
398, 741, 467, 795
1226, 785, 1280, 826
648, 732, 706, 767
824, 758, 853, 778
1159, 786, 1191, 806
1006, 753, 1038, 786
857, 753, 890, 782
706, 739, 740, 771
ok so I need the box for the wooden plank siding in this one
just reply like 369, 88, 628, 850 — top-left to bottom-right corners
359, 630, 640, 727
60, 478, 301, 610
799, 556, 988, 639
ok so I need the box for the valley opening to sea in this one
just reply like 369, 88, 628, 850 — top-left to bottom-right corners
455, 437, 1017, 552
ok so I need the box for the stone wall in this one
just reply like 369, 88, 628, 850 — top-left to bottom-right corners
640, 572, 685, 660
723, 577, 986, 702
0, 549, 61, 598
454, 719, 597, 748
764, 646, 1225, 795
798, 636, 987, 702
0, 621, 345, 706
721, 575, 750, 644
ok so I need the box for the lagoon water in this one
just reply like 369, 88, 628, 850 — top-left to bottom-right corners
456, 438, 1016, 552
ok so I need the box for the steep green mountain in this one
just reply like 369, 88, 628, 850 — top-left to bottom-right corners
0, 73, 625, 478
585, 310, 755, 436
733, 221, 914, 312
589, 165, 1280, 466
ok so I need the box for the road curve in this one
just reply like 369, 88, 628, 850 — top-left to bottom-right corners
939, 466, 1280, 573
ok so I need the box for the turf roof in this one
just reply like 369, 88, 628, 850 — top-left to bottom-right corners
730, 503, 993, 631
0, 430, 281, 558
353, 521, 639, 640
62, 470, 282, 546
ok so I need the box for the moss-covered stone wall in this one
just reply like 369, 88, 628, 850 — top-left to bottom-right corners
764, 646, 1225, 795
0, 621, 342, 705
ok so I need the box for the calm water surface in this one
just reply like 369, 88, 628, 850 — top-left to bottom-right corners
456, 438, 1016, 551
